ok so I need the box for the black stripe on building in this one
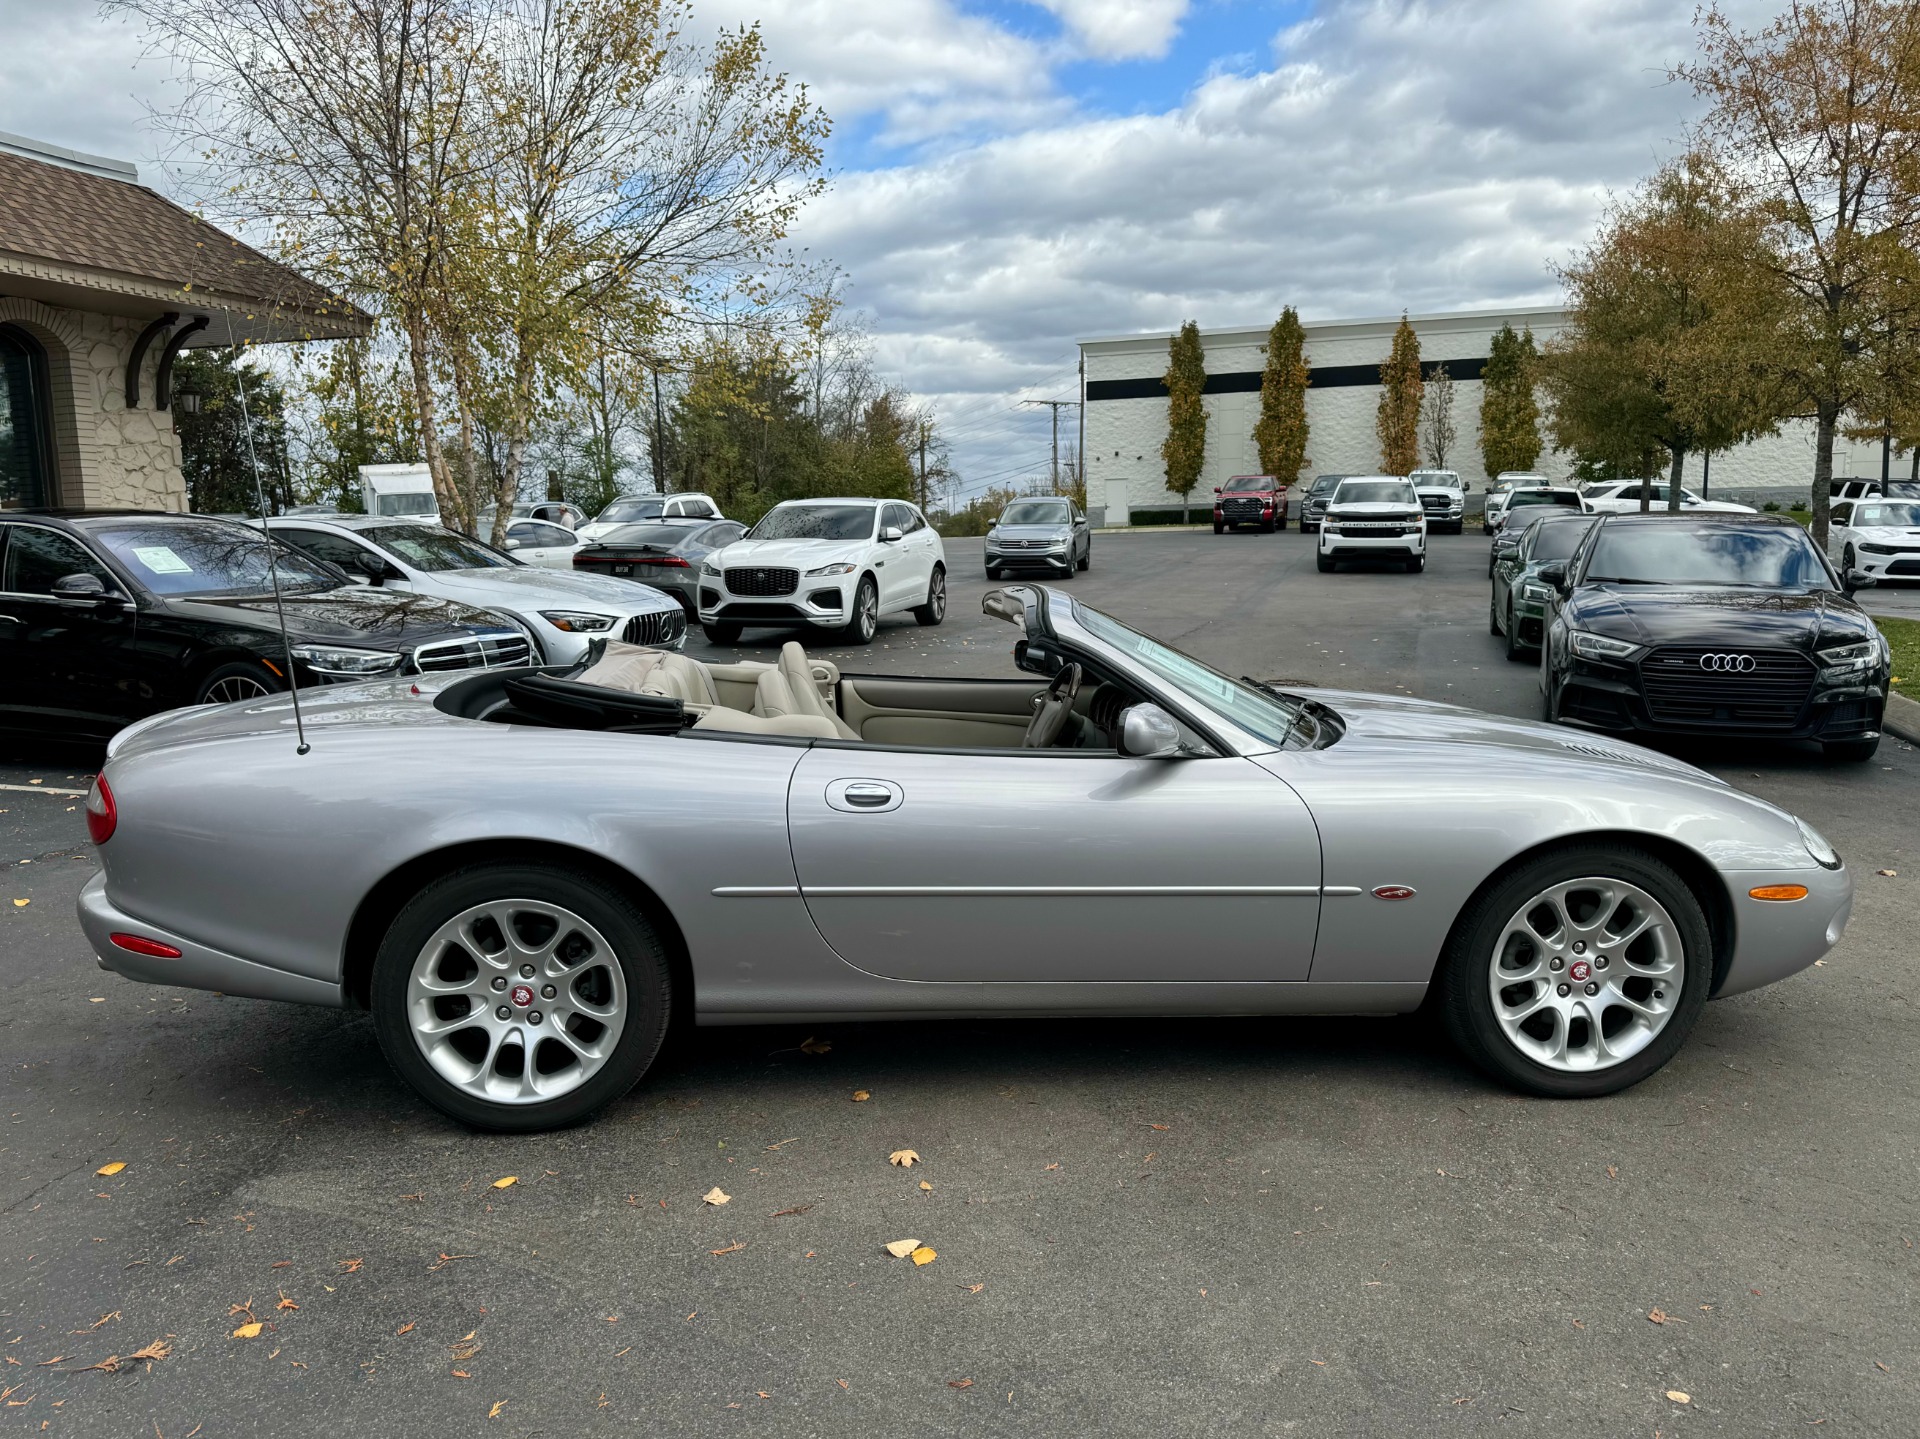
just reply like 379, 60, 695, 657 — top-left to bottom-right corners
1086, 356, 1486, 402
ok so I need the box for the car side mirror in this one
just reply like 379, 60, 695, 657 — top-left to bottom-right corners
1118, 703, 1183, 759
51, 572, 112, 603
1845, 569, 1876, 592
503, 538, 522, 549
882, 526, 903, 543
1213, 487, 1222, 494
1463, 482, 1471, 492
1537, 561, 1569, 592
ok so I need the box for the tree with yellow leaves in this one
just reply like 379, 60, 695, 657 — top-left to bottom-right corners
1252, 308, 1310, 483
1161, 320, 1208, 522
1375, 315, 1423, 475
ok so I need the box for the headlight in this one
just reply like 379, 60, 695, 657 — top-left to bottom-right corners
1858, 543, 1895, 555
1797, 817, 1842, 870
805, 562, 858, 576
290, 643, 405, 676
1816, 639, 1876, 673
1046, 538, 1068, 549
1321, 525, 1341, 536
1520, 581, 1554, 603
1568, 629, 1642, 661
701, 560, 722, 577
538, 610, 616, 633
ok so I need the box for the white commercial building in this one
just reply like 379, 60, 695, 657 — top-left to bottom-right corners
1080, 306, 1893, 526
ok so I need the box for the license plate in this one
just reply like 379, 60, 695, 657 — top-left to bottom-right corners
611, 564, 631, 575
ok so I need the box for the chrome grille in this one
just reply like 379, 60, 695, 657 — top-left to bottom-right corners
1419, 494, 1456, 512
1220, 498, 1268, 520
622, 609, 686, 647
412, 631, 534, 673
725, 566, 798, 596
1640, 647, 1815, 728
997, 538, 1055, 551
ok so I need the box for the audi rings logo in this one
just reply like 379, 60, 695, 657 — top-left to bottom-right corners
1698, 653, 1758, 673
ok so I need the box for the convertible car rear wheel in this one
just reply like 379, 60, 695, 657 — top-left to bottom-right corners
370, 864, 673, 1131
1437, 846, 1710, 1097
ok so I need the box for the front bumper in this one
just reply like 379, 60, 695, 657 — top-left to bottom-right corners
1556, 657, 1887, 740
1851, 548, 1920, 580
1715, 860, 1853, 997
531, 605, 686, 662
78, 872, 345, 1007
1319, 527, 1426, 557
700, 570, 857, 630
987, 545, 1075, 572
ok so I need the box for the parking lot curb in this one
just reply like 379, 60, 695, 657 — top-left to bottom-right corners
1886, 689, 1920, 746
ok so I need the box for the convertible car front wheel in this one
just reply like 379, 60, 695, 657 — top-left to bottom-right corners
370, 863, 673, 1132
1436, 846, 1711, 1098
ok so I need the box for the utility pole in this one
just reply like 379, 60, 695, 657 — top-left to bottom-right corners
651, 362, 668, 494
917, 423, 929, 512
1022, 398, 1080, 493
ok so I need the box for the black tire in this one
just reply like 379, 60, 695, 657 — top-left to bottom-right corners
1435, 845, 1713, 1098
985, 567, 1000, 581
1489, 594, 1503, 636
195, 660, 283, 706
702, 621, 742, 647
1260, 519, 1276, 534
1542, 665, 1561, 723
1843, 545, 1857, 575
1407, 554, 1426, 573
369, 862, 673, 1132
1078, 545, 1090, 571
913, 565, 946, 625
1213, 523, 1225, 535
1503, 602, 1526, 661
1823, 736, 1880, 762
842, 575, 879, 645
1316, 552, 1334, 573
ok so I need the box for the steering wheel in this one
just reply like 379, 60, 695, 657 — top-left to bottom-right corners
1022, 662, 1082, 749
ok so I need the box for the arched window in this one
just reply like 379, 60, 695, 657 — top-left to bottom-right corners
1, 323, 54, 510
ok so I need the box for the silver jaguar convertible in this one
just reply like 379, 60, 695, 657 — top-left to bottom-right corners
78, 586, 1852, 1131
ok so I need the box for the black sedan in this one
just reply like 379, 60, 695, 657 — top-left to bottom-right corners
0, 511, 534, 742
1537, 514, 1890, 762
570, 516, 746, 616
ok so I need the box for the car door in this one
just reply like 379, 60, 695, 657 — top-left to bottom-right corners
0, 523, 144, 734
506, 521, 576, 568
873, 503, 914, 610
786, 746, 1323, 984
901, 504, 940, 593
1828, 502, 1852, 562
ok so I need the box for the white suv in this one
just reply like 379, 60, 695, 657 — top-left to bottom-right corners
699, 498, 946, 646
1316, 477, 1428, 573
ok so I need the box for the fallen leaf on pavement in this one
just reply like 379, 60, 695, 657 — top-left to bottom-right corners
1606, 1165, 1617, 1179
491, 1176, 517, 1190
884, 1239, 921, 1258
1876, 1361, 1891, 1373
11, 899, 28, 908
1666, 1390, 1691, 1404
960, 1283, 985, 1295
770, 1205, 812, 1218
488, 1400, 507, 1419
94, 1163, 125, 1177
395, 1323, 415, 1337
911, 1246, 937, 1266
231, 1322, 264, 1339
451, 1370, 471, 1379
33, 1357, 67, 1367
919, 1180, 932, 1191
276, 1293, 297, 1312
709, 1242, 746, 1256
948, 1378, 972, 1389
799, 1036, 832, 1054
337, 1258, 364, 1274
851, 1091, 870, 1101
1044, 1163, 1059, 1171
450, 1338, 484, 1362
1876, 869, 1897, 877
1143, 1123, 1170, 1131
889, 1149, 920, 1168
703, 1187, 731, 1206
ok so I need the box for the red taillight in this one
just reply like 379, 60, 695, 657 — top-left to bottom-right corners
111, 932, 182, 959
85, 775, 116, 845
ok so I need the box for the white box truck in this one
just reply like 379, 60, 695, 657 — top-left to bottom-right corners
358, 463, 440, 521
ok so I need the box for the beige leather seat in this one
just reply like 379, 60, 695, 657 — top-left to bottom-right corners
759, 642, 859, 740
576, 638, 855, 739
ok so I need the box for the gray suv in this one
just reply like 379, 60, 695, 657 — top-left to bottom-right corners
984, 497, 1091, 578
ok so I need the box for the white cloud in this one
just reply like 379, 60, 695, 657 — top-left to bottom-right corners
1036, 0, 1191, 61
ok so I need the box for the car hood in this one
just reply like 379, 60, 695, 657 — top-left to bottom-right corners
419, 566, 675, 614
575, 520, 646, 541
1849, 525, 1920, 544
1217, 487, 1277, 499
712, 537, 870, 569
991, 524, 1073, 540
1326, 501, 1418, 516
160, 587, 504, 646
1413, 484, 1462, 499
1293, 686, 1725, 783
1563, 584, 1876, 652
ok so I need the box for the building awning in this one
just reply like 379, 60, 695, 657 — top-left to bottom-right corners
0, 142, 371, 346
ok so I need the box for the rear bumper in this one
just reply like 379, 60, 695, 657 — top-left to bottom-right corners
77, 872, 345, 1007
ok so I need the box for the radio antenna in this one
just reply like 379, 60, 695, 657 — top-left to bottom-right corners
223, 309, 310, 756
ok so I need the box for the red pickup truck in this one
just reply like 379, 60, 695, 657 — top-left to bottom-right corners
1213, 475, 1288, 533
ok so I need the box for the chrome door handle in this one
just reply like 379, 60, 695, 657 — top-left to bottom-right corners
825, 778, 903, 813
844, 782, 894, 807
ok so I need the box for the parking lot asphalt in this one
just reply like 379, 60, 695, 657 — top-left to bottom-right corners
2, 530, 1917, 1437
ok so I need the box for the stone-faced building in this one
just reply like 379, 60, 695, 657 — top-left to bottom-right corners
0, 132, 367, 514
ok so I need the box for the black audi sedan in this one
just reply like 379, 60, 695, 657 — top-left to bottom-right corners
0, 511, 533, 742
1537, 513, 1890, 761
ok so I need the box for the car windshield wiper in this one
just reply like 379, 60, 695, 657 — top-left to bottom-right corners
1242, 677, 1317, 748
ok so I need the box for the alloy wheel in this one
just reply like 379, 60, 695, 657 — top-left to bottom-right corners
927, 568, 946, 620
1486, 876, 1683, 1073
855, 580, 878, 641
406, 898, 628, 1105
204, 674, 273, 703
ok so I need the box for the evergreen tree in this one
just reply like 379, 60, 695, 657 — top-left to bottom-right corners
173, 347, 293, 515
1375, 315, 1423, 475
1479, 323, 1544, 477
1252, 308, 1310, 482
1160, 320, 1208, 522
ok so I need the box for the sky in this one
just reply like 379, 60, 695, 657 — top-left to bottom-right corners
0, 0, 1771, 500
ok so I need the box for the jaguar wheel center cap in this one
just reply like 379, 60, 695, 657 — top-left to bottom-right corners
509, 984, 535, 1009
1568, 961, 1592, 984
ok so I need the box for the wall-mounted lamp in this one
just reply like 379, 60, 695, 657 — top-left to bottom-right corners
173, 383, 204, 416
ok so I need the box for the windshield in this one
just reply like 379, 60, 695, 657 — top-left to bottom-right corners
372, 491, 437, 518
1222, 477, 1276, 493
1309, 475, 1345, 495
595, 498, 666, 524
1509, 490, 1579, 509
1852, 502, 1920, 527
1002, 500, 1072, 525
1410, 471, 1460, 489
1527, 517, 1597, 562
1072, 603, 1302, 747
749, 504, 876, 542
89, 520, 343, 597
1584, 524, 1833, 589
1333, 481, 1415, 505
363, 525, 513, 572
